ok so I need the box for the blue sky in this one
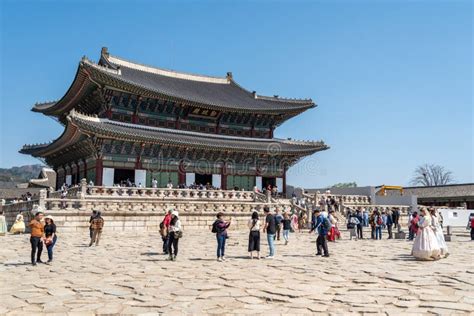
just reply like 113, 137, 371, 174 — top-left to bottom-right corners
0, 0, 472, 188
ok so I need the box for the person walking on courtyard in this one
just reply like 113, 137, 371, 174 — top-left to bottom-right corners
430, 208, 448, 257
369, 211, 376, 239
263, 207, 276, 259
29, 211, 45, 266
89, 211, 104, 247
408, 212, 419, 241
274, 209, 283, 241
282, 212, 292, 245
298, 210, 308, 233
327, 210, 338, 242
374, 210, 383, 240
356, 209, 364, 239
44, 215, 57, 263
290, 211, 299, 232
347, 211, 360, 240
363, 208, 369, 227
167, 211, 182, 261
392, 208, 400, 229
468, 214, 474, 241
0, 210, 7, 236
89, 210, 97, 239
161, 210, 172, 255
386, 210, 394, 239
10, 214, 26, 234
411, 208, 441, 260
248, 211, 261, 259
213, 212, 231, 262
309, 209, 330, 257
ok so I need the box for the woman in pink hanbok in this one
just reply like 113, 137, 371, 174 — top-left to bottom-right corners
290, 212, 299, 232
411, 208, 441, 260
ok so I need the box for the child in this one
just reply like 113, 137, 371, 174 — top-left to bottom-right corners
281, 212, 292, 245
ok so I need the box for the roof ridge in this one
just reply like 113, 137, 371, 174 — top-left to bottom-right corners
229, 80, 313, 104
103, 49, 230, 84
256, 94, 314, 104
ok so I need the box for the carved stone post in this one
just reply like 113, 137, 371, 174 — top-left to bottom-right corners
38, 189, 47, 210
79, 178, 87, 199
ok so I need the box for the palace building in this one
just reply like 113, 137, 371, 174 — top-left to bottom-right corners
21, 48, 328, 192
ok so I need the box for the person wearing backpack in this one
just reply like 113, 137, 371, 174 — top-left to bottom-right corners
212, 212, 231, 262
309, 209, 329, 257
347, 211, 360, 241
274, 209, 283, 241
374, 210, 383, 240
89, 211, 104, 247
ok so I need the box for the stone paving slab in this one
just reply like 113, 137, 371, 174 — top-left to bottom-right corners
0, 229, 473, 315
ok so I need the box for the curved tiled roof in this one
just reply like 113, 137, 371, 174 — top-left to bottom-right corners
32, 48, 315, 116
21, 110, 329, 157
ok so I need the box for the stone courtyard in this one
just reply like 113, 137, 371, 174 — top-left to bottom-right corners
0, 228, 473, 315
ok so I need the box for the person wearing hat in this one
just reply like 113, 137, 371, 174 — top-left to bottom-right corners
44, 215, 57, 263
167, 210, 182, 261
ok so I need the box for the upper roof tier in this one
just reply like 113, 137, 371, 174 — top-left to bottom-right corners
32, 47, 315, 118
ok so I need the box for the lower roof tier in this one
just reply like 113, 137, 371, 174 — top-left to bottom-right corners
20, 110, 329, 162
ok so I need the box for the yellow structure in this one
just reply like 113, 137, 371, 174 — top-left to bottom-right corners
377, 185, 403, 196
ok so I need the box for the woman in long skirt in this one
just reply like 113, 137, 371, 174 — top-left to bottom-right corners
290, 212, 299, 232
0, 210, 7, 236
411, 208, 441, 260
429, 208, 448, 258
248, 211, 261, 259
10, 214, 25, 234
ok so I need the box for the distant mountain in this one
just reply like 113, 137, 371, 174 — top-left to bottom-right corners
0, 164, 45, 186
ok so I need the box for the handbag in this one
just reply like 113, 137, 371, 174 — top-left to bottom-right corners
175, 231, 183, 239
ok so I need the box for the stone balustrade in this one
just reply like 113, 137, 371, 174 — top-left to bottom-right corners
303, 192, 371, 206
86, 186, 255, 201
48, 186, 81, 199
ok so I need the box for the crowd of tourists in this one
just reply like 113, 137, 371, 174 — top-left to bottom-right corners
1, 202, 473, 266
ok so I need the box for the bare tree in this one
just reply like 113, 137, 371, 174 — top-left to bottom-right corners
410, 164, 454, 186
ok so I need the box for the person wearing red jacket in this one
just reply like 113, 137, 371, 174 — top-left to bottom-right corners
160, 210, 172, 255
408, 212, 419, 241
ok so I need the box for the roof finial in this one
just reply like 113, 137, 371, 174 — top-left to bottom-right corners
226, 72, 233, 81
101, 47, 109, 57
252, 91, 257, 99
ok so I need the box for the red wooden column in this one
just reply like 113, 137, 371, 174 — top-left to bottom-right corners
95, 158, 103, 186
221, 161, 227, 190
83, 159, 87, 180
178, 160, 186, 185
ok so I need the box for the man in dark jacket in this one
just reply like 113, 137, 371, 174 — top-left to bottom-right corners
356, 209, 364, 239
309, 209, 329, 257
386, 211, 394, 239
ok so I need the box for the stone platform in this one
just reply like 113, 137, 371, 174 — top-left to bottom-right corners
0, 228, 473, 315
